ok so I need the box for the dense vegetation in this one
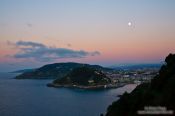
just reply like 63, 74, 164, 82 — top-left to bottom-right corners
15, 62, 111, 79
106, 53, 175, 116
53, 66, 111, 86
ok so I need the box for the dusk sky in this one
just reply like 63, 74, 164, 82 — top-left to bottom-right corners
0, 0, 175, 71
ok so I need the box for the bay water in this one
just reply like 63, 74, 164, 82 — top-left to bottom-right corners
0, 72, 136, 116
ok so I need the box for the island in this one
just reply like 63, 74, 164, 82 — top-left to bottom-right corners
47, 66, 124, 90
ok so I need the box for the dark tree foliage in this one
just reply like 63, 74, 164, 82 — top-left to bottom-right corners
106, 53, 175, 116
54, 66, 111, 86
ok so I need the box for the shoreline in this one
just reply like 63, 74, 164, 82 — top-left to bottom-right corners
47, 83, 127, 90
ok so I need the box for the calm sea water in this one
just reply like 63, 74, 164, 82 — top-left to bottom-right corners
0, 72, 137, 116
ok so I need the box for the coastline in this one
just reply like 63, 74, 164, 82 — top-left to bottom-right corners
47, 83, 127, 90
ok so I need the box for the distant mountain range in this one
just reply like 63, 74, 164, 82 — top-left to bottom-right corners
15, 62, 112, 79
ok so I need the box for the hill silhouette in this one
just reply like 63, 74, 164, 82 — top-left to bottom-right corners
106, 53, 175, 116
15, 62, 111, 79
53, 66, 111, 86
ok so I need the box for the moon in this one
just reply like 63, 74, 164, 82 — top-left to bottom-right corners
128, 22, 132, 26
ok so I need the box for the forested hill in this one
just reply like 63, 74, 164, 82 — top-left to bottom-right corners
15, 62, 111, 79
53, 66, 111, 86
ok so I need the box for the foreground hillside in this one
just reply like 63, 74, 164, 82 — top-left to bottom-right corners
106, 54, 175, 116
15, 62, 111, 79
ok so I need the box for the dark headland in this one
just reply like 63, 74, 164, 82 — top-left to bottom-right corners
105, 53, 175, 116
15, 62, 112, 79
47, 66, 124, 90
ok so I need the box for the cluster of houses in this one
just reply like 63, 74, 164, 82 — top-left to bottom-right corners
105, 68, 159, 84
